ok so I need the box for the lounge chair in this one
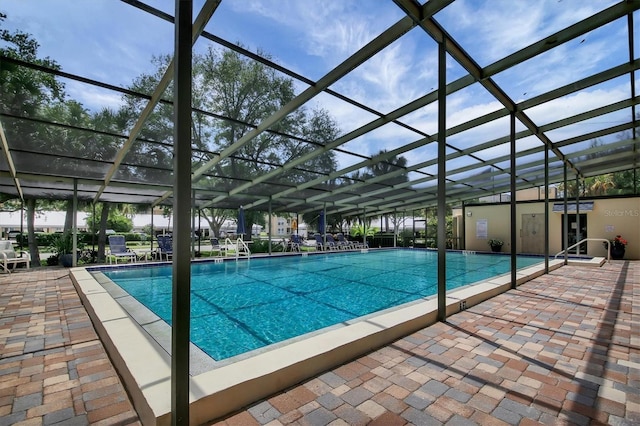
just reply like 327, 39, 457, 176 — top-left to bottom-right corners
156, 235, 173, 261
210, 237, 227, 257
314, 234, 326, 251
0, 240, 30, 273
107, 235, 137, 264
289, 234, 303, 252
336, 233, 355, 249
325, 234, 340, 250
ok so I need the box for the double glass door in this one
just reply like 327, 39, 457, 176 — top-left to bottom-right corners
561, 214, 587, 254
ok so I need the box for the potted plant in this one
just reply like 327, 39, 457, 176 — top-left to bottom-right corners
605, 235, 627, 260
488, 238, 504, 252
50, 232, 78, 267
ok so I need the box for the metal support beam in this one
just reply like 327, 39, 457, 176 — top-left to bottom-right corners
563, 163, 568, 265
510, 113, 516, 290
412, 210, 416, 247
268, 198, 272, 255
575, 174, 581, 256
544, 144, 549, 273
18, 201, 24, 250
151, 209, 155, 253
437, 38, 447, 322
393, 210, 397, 248
629, 12, 638, 195
192, 190, 196, 257
324, 203, 327, 247
0, 121, 24, 201
171, 0, 192, 424
363, 207, 367, 248
72, 179, 78, 268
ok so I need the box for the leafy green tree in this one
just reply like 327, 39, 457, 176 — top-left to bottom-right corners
85, 204, 133, 233
119, 47, 340, 235
0, 14, 64, 116
350, 150, 409, 231
422, 205, 453, 248
562, 137, 639, 197
589, 174, 615, 196
611, 169, 639, 194
1, 14, 67, 264
199, 48, 339, 234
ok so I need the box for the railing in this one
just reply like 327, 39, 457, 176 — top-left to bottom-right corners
224, 238, 235, 258
235, 238, 251, 259
554, 238, 610, 263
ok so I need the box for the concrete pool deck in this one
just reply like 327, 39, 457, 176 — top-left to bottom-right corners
0, 259, 637, 425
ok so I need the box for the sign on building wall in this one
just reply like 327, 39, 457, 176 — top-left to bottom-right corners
476, 219, 488, 239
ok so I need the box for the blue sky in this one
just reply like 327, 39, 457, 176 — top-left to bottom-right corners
1, 0, 634, 173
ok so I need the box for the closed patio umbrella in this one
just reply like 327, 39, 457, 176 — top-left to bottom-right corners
318, 211, 325, 235
236, 207, 246, 236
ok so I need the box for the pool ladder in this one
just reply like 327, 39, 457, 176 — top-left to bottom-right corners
226, 237, 251, 260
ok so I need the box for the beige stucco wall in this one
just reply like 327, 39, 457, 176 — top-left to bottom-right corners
463, 197, 639, 260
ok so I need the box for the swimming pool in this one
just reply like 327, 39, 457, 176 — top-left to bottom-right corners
99, 249, 542, 361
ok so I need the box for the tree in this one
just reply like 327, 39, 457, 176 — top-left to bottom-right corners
564, 137, 640, 197
353, 150, 409, 231
119, 47, 341, 236
1, 15, 67, 263
0, 14, 64, 117
85, 204, 133, 234
610, 168, 639, 195
199, 48, 339, 235
589, 174, 615, 196
24, 199, 40, 266
199, 208, 233, 238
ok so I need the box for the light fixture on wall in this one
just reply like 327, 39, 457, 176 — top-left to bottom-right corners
466, 211, 472, 217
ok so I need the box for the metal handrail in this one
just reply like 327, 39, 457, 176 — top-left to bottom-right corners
224, 238, 235, 257
554, 238, 610, 263
235, 238, 251, 259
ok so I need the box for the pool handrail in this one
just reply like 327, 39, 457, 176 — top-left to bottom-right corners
226, 237, 251, 259
554, 238, 610, 263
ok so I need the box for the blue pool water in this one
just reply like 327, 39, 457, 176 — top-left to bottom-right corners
100, 250, 542, 360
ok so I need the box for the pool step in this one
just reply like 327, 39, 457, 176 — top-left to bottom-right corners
566, 256, 606, 267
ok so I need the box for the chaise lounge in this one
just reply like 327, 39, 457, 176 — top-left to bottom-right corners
156, 235, 173, 261
107, 235, 137, 264
0, 240, 30, 273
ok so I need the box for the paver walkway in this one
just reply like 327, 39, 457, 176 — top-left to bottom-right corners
212, 261, 639, 425
0, 268, 140, 425
0, 261, 637, 425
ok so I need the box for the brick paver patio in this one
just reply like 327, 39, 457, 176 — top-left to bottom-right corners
0, 261, 637, 425
212, 261, 639, 425
0, 268, 140, 426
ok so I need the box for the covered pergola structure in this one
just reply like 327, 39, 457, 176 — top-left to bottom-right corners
1, 1, 639, 423
1, 1, 638, 214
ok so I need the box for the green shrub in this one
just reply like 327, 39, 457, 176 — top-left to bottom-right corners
249, 240, 285, 253
398, 229, 414, 247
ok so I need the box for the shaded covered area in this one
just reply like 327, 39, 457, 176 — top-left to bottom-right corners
1, 1, 640, 424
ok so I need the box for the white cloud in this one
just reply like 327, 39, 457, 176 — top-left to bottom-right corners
2, 0, 173, 86
526, 83, 629, 125
66, 82, 125, 113
440, 0, 619, 65
236, 0, 401, 62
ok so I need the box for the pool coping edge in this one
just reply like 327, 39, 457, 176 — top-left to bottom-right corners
70, 258, 564, 425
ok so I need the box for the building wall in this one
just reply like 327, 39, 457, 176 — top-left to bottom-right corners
267, 216, 308, 238
514, 186, 558, 201
463, 197, 639, 260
